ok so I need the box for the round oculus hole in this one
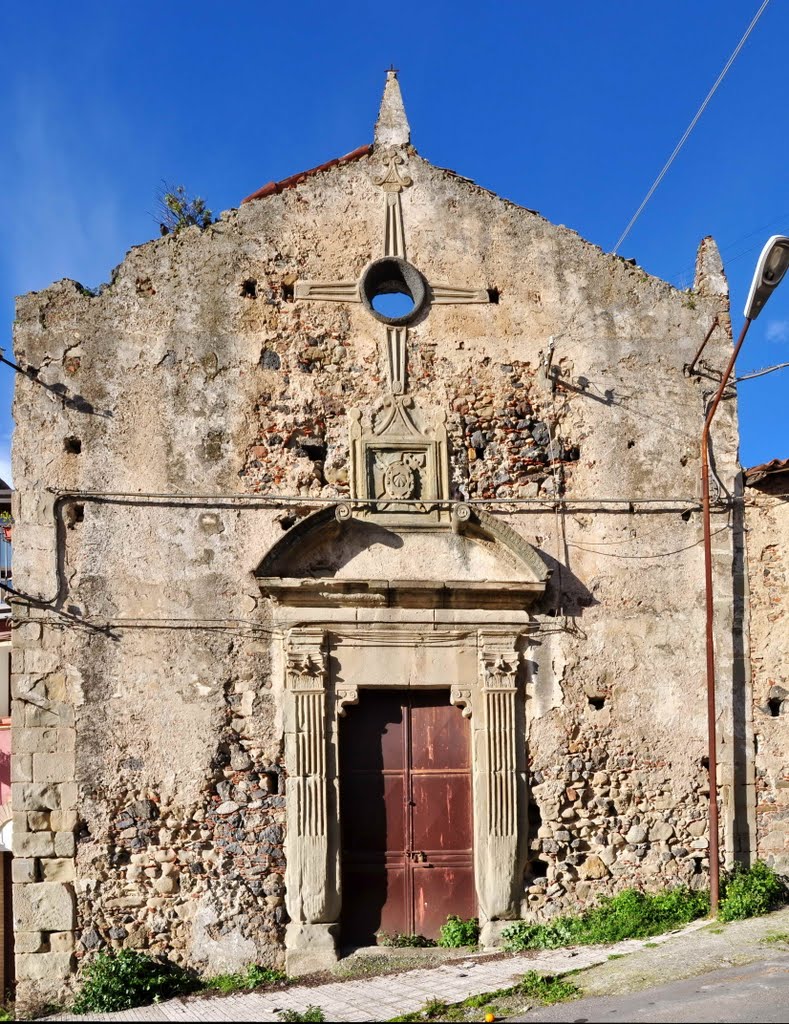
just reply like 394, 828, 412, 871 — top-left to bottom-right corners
360, 257, 427, 325
371, 291, 416, 319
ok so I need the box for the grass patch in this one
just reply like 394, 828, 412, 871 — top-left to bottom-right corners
205, 964, 287, 993
762, 932, 789, 945
643, 942, 659, 948
503, 885, 709, 952
519, 971, 580, 1003
390, 971, 580, 1021
279, 1008, 326, 1022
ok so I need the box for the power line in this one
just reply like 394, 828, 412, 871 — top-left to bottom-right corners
734, 360, 789, 383
612, 0, 771, 255
670, 207, 789, 287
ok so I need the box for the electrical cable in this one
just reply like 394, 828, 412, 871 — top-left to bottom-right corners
733, 361, 789, 383
671, 207, 789, 287
613, 0, 771, 255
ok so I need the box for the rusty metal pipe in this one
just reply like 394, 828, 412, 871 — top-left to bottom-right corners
701, 316, 751, 915
686, 316, 719, 376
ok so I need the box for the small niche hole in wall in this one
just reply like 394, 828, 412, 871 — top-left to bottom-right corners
768, 697, 783, 717
681, 508, 693, 522
588, 695, 606, 710
487, 287, 500, 304
300, 442, 327, 462
627, 439, 636, 449
240, 278, 257, 299
260, 770, 279, 795
67, 503, 85, 528
64, 436, 82, 454
281, 278, 295, 302
527, 857, 550, 881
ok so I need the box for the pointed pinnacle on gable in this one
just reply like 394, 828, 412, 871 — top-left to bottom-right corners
374, 68, 410, 149
694, 236, 729, 298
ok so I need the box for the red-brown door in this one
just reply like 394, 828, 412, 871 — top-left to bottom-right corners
340, 689, 474, 944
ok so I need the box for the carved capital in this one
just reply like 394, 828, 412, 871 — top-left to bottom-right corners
479, 649, 519, 691
285, 629, 328, 691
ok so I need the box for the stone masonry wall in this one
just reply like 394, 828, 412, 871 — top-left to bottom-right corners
746, 471, 789, 874
10, 142, 745, 1007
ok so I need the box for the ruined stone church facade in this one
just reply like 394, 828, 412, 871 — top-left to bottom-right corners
10, 73, 780, 1005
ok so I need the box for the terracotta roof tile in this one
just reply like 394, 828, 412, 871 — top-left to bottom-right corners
242, 144, 373, 204
744, 458, 789, 486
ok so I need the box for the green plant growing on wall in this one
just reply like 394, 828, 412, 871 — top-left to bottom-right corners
437, 915, 480, 948
71, 949, 199, 1013
502, 885, 709, 951
719, 861, 785, 921
156, 182, 212, 235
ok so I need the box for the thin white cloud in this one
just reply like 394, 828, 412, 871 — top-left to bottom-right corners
765, 319, 789, 344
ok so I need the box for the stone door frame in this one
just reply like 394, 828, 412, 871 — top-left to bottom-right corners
282, 622, 532, 973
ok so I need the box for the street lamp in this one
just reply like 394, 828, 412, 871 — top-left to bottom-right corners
703, 235, 789, 915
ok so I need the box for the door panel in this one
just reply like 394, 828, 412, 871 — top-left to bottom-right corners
340, 689, 475, 944
409, 693, 471, 770
341, 774, 406, 853
413, 864, 476, 938
411, 774, 473, 852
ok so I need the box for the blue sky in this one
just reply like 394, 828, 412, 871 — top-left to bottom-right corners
1, 0, 788, 485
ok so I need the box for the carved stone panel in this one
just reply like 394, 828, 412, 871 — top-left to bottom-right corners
349, 399, 450, 525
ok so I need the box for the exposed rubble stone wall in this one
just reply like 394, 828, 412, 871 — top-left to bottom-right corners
10, 142, 746, 1008
746, 471, 789, 873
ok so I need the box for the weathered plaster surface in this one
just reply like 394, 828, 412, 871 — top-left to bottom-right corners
9, 83, 748, 1006
746, 472, 789, 873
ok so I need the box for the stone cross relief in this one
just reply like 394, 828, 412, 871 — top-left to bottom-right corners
294, 147, 490, 396
295, 146, 492, 520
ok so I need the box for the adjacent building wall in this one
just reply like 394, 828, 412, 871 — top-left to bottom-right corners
746, 464, 789, 873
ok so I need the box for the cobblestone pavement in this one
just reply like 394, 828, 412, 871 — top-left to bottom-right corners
45, 925, 706, 1022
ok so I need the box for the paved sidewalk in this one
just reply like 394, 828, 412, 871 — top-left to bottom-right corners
46, 924, 706, 1022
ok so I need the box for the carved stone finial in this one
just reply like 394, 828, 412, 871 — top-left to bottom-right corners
375, 69, 411, 149
373, 148, 413, 194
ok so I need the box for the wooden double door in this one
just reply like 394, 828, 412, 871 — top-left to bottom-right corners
339, 689, 475, 943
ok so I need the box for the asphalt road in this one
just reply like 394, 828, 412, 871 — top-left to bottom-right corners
510, 954, 789, 1023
